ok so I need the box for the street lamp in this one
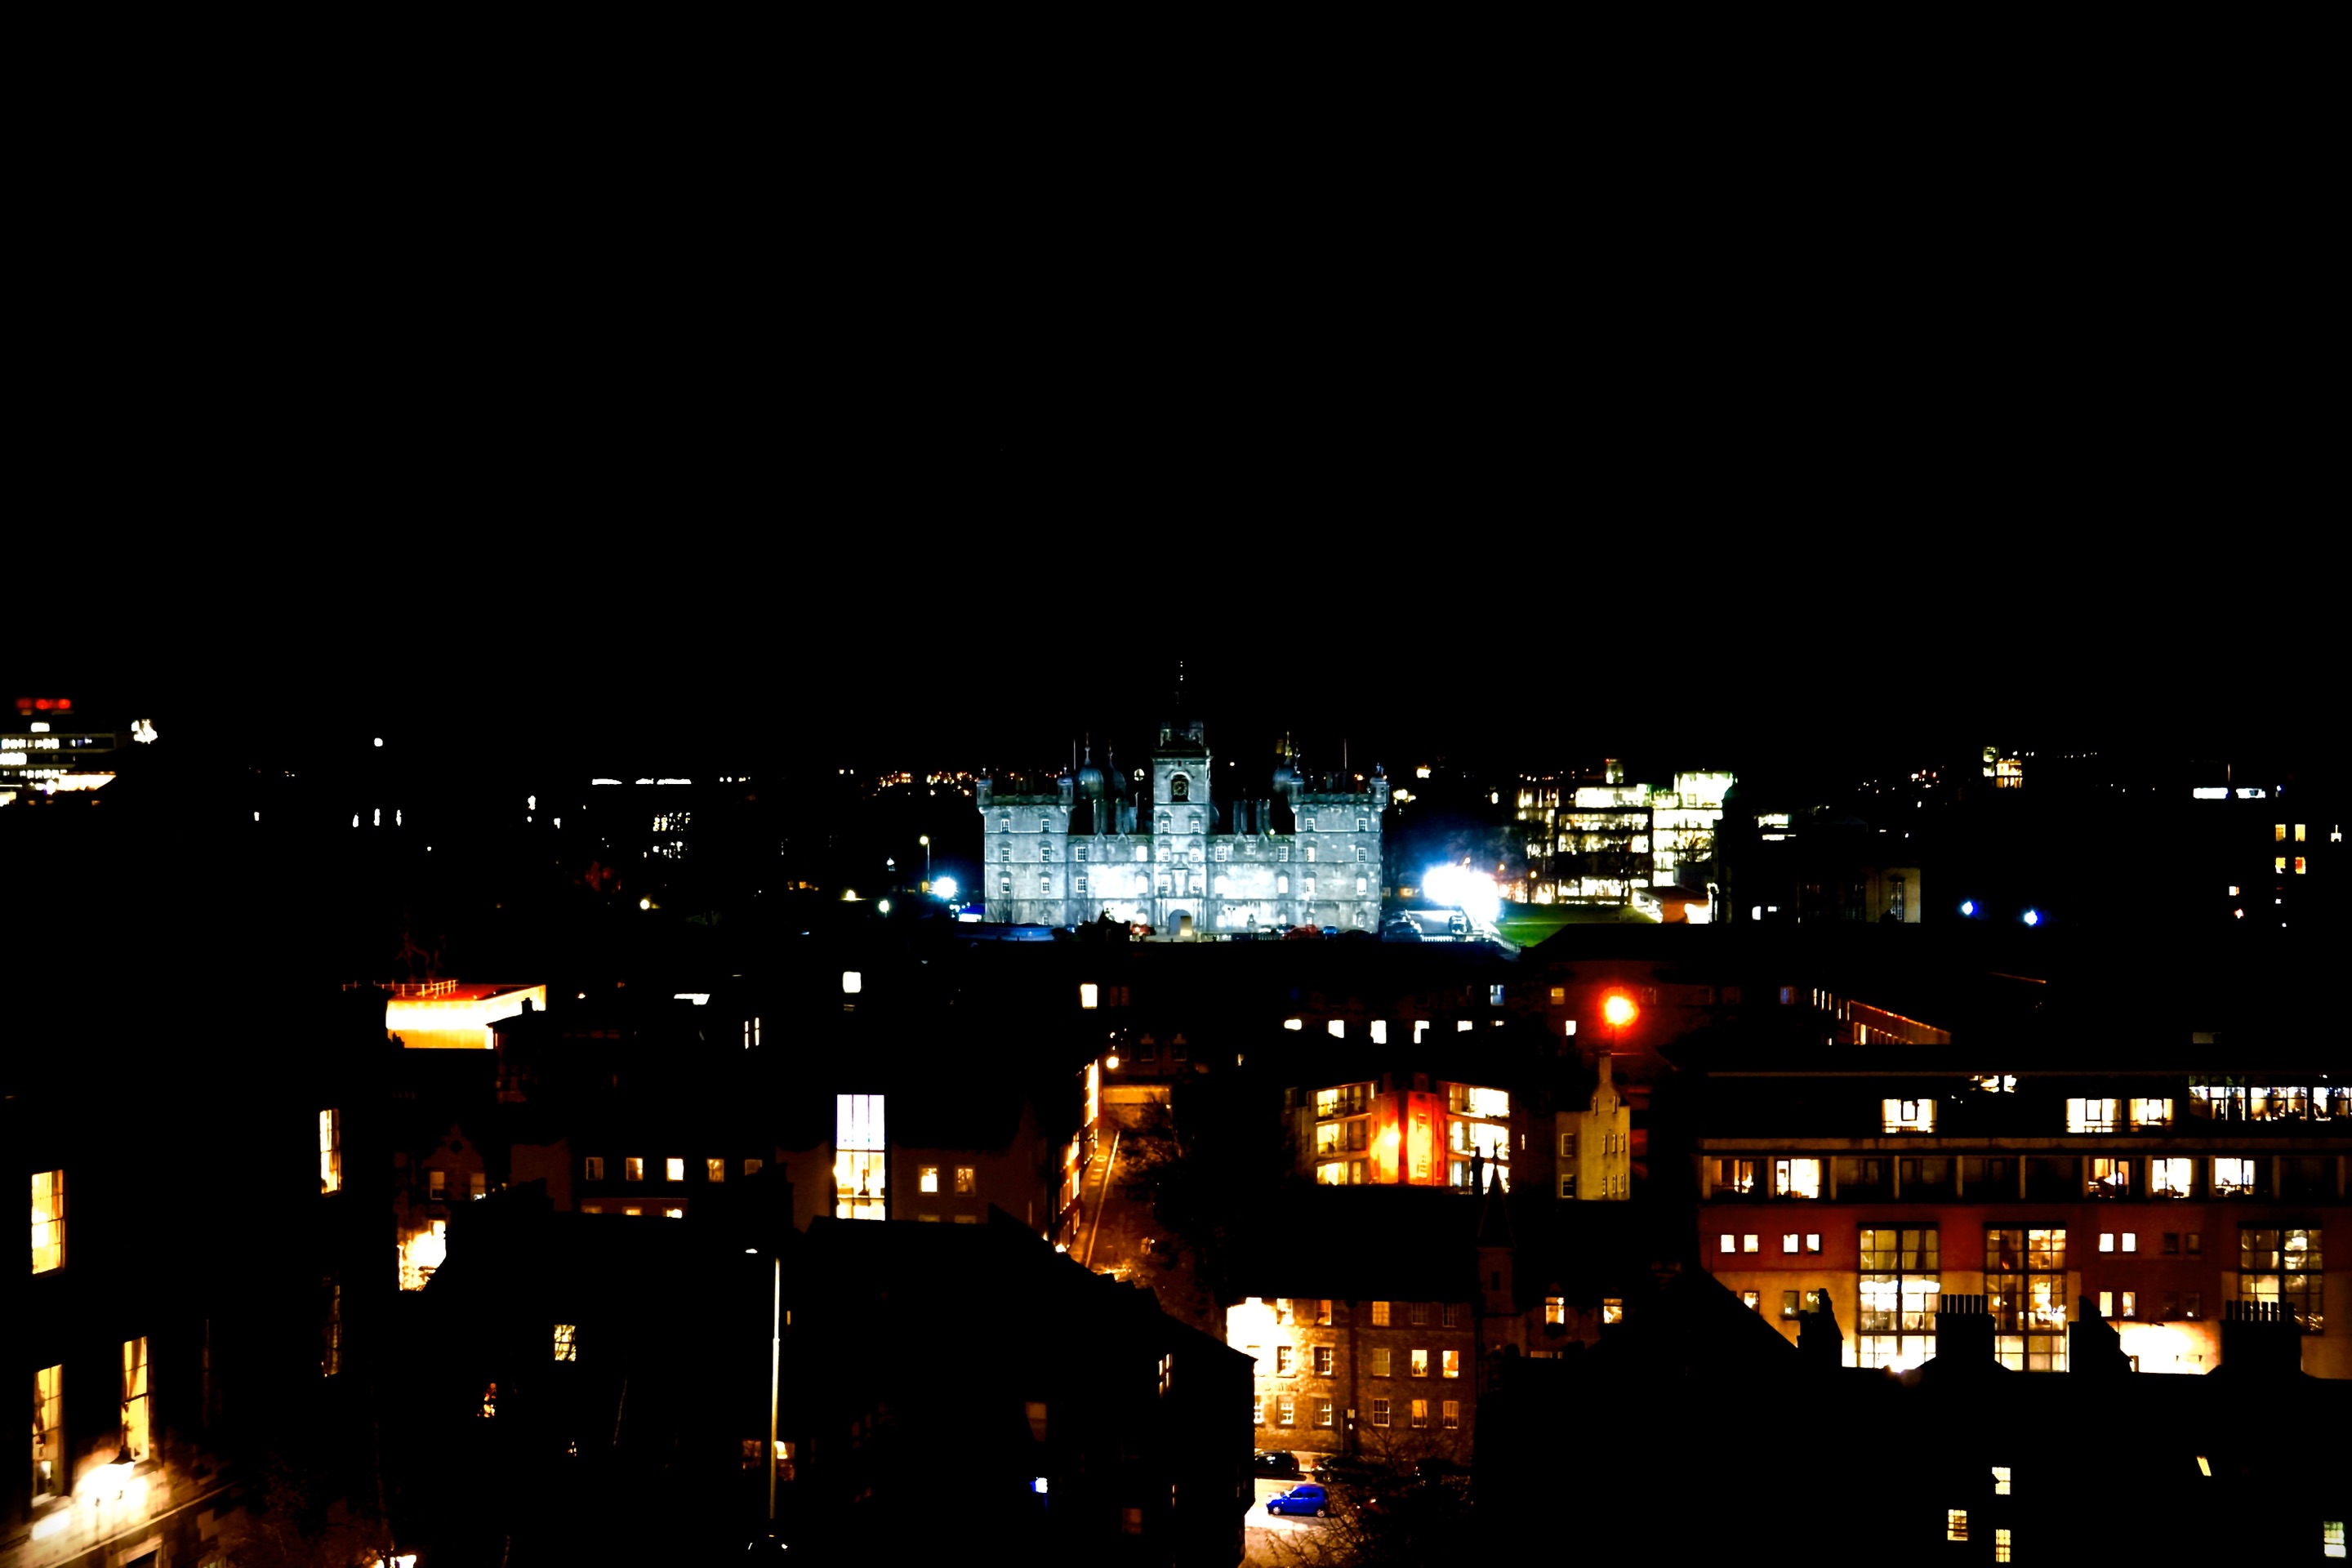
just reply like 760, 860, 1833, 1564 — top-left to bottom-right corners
1601, 991, 1637, 1062
920, 834, 932, 888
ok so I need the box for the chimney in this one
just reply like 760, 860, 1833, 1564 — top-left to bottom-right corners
2220, 1298, 2304, 1378
1798, 1291, 1843, 1369
1933, 1292, 1994, 1366
2069, 1295, 2132, 1378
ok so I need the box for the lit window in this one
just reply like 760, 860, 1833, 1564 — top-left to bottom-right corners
835, 1094, 888, 1220
1715, 1156, 1753, 1193
585, 1156, 604, 1182
31, 1170, 65, 1273
2100, 1290, 2113, 1316
1987, 1227, 2069, 1370
2240, 1227, 2324, 1329
1441, 1349, 1459, 1379
1948, 1509, 1968, 1542
1997, 1527, 2014, 1562
323, 1276, 342, 1376
1252, 1394, 1263, 1425
2149, 1157, 2194, 1196
1806, 1234, 1822, 1253
1992, 1464, 2011, 1495
955, 1166, 976, 1194
1276, 1346, 1293, 1376
1371, 1396, 1390, 1427
1781, 1290, 1801, 1319
2212, 1157, 2258, 1196
33, 1364, 63, 1497
1772, 1158, 1821, 1198
1410, 1398, 1429, 1428
1882, 1098, 1935, 1134
1601, 1298, 1624, 1325
1410, 1349, 1428, 1378
1742, 1234, 1760, 1253
1783, 1233, 1800, 1254
2123, 1232, 2136, 1252
1859, 1227, 1941, 1370
2120, 1291, 2136, 1318
625, 1157, 644, 1183
1370, 1348, 1391, 1377
1742, 1290, 1760, 1311
1442, 1400, 1459, 1429
2324, 1520, 2345, 1558
1080, 983, 1099, 1009
1371, 1301, 1390, 1326
2067, 1098, 2119, 1133
745, 1158, 764, 1177
319, 1110, 343, 1194
554, 1324, 577, 1361
920, 1166, 939, 1194
1277, 1395, 1294, 1427
120, 1337, 149, 1462
1314, 1345, 1334, 1375
2131, 1098, 2174, 1129
428, 1169, 446, 1203
2100, 1232, 2116, 1253
1719, 1233, 1735, 1254
704, 1158, 725, 1183
1315, 1398, 1334, 1428
666, 1158, 684, 1183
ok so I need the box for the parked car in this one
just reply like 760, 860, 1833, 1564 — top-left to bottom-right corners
1252, 1450, 1301, 1479
1265, 1483, 1330, 1517
1382, 920, 1423, 941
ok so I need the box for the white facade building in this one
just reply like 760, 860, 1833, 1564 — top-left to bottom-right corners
977, 719, 1385, 934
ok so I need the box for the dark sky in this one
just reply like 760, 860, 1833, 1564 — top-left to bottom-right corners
24, 128, 2330, 791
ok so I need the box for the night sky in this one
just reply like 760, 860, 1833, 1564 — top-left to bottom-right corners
26, 157, 2329, 794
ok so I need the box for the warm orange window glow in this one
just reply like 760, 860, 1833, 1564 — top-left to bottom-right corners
33, 1365, 62, 1497
1602, 994, 1637, 1027
120, 1337, 150, 1461
31, 1170, 65, 1273
319, 1110, 342, 1194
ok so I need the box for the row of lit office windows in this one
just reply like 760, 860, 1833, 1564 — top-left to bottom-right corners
1714, 1153, 2327, 1199
583, 1156, 766, 1183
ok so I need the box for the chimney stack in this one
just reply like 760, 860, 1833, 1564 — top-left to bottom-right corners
2069, 1295, 2133, 1377
1933, 1292, 1995, 1366
2219, 1298, 2304, 1378
1798, 1291, 1843, 1369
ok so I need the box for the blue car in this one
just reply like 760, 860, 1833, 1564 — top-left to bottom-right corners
1266, 1482, 1329, 1517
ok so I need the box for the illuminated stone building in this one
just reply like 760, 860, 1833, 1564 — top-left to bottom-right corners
978, 719, 1386, 934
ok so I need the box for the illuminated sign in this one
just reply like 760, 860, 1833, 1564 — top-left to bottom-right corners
2191, 788, 2229, 800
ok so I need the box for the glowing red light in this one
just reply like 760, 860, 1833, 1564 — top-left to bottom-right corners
55, 698, 69, 710
33, 698, 51, 710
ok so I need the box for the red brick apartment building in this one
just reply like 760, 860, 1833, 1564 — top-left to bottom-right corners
1695, 1044, 2351, 1378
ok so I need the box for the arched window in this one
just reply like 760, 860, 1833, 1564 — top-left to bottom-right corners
1277, 874, 1290, 894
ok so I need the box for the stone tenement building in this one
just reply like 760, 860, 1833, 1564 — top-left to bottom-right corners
978, 719, 1386, 933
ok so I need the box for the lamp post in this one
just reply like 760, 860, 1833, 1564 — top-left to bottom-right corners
920, 835, 931, 889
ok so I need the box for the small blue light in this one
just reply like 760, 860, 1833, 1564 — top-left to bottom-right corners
2021, 908, 2040, 927
1032, 1476, 1049, 1494
1959, 900, 1976, 917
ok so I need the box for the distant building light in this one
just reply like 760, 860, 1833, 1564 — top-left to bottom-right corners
2190, 786, 2229, 800
842, 971, 863, 996
1960, 900, 1976, 916
593, 778, 621, 786
373, 737, 383, 747
2235, 787, 2265, 799
674, 993, 710, 1005
2022, 909, 2041, 926
1080, 983, 1099, 1009
1283, 1018, 1303, 1031
1032, 1477, 1049, 1494
639, 897, 653, 911
657, 778, 692, 786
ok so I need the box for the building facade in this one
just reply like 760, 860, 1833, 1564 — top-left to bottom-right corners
978, 720, 1385, 934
